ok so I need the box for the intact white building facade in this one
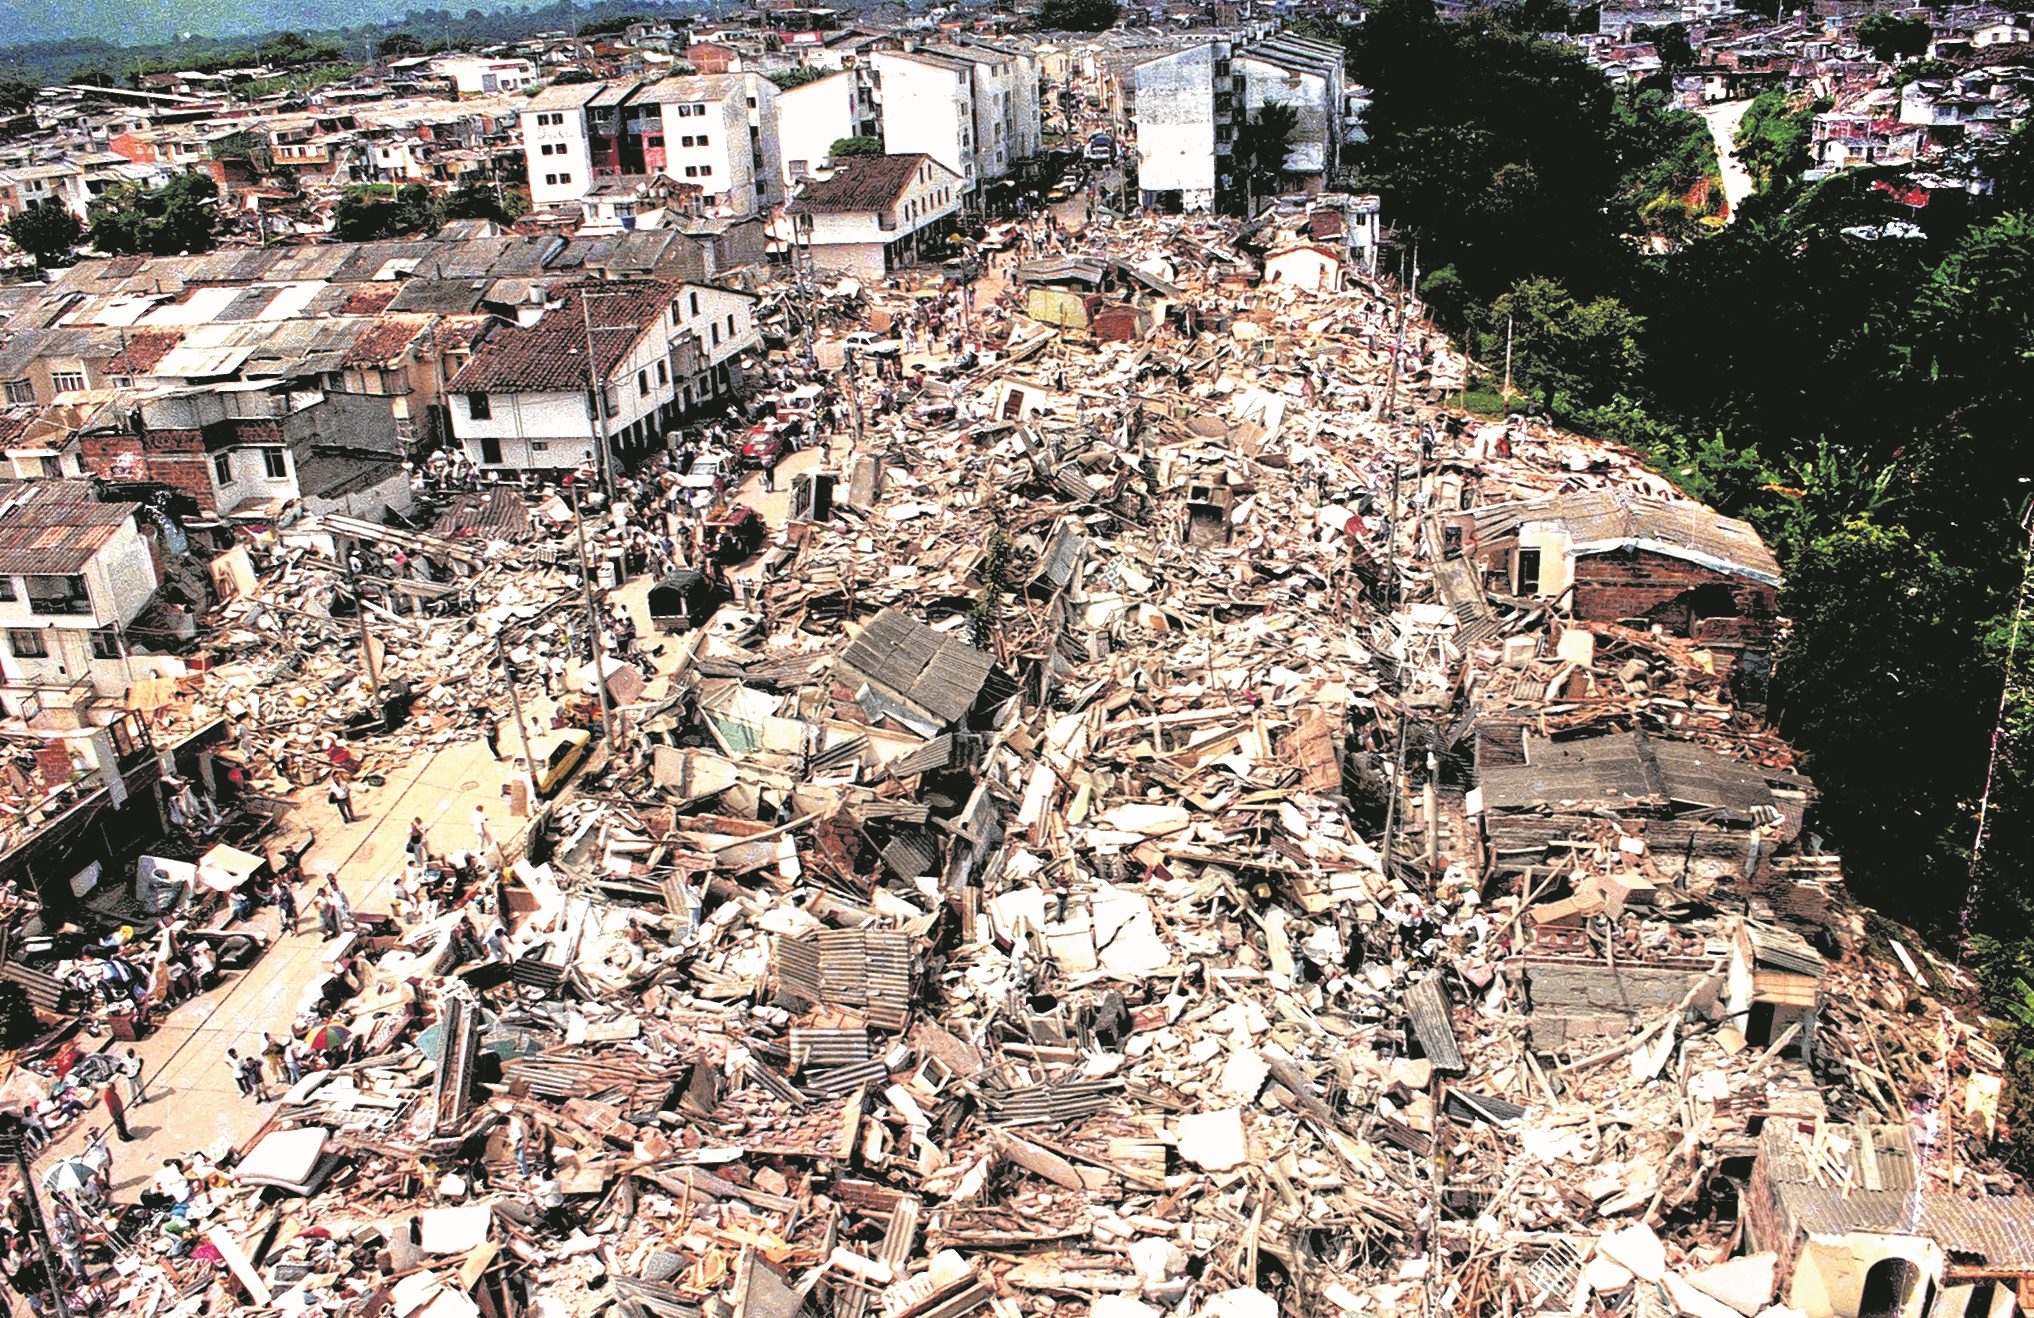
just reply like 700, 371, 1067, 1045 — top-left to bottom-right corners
0, 484, 160, 707
1133, 42, 1232, 212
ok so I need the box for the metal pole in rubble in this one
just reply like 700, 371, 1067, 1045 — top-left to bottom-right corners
0, 1121, 73, 1318
1503, 312, 1515, 401
343, 547, 384, 692
579, 287, 617, 505
494, 631, 535, 772
567, 480, 616, 751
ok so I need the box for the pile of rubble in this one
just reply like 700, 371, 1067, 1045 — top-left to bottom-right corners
41, 210, 2034, 1318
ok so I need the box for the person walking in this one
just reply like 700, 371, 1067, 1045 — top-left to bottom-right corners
261, 1033, 288, 1088
482, 716, 503, 761
239, 1052, 271, 1102
328, 773, 356, 824
274, 876, 298, 934
227, 1047, 254, 1097
102, 1084, 132, 1142
314, 890, 340, 939
472, 805, 495, 856
119, 1048, 147, 1105
405, 818, 430, 868
325, 880, 354, 932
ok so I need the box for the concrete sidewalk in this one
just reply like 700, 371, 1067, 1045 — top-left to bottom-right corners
41, 733, 528, 1193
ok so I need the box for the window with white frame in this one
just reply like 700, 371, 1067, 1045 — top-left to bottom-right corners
4, 379, 32, 404
260, 447, 287, 479
49, 371, 84, 393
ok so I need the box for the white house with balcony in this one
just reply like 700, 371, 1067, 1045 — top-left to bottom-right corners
0, 482, 160, 714
447, 279, 758, 476
786, 153, 963, 281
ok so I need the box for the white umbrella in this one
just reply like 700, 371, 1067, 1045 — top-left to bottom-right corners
44, 1157, 96, 1195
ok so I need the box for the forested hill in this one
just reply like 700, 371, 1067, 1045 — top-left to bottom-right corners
1342, 0, 2034, 1144
0, 0, 698, 84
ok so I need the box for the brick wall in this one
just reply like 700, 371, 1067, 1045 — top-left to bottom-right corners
81, 428, 221, 511
1572, 547, 1778, 652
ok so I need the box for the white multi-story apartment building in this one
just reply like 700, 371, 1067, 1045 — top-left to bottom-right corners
1133, 41, 1234, 212
519, 74, 784, 218
521, 81, 606, 211
871, 40, 1042, 199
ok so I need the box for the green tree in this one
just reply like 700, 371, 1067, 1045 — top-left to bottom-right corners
333, 183, 440, 241
378, 31, 427, 58
1733, 89, 1815, 194
1233, 100, 1298, 214
68, 64, 116, 88
577, 13, 643, 36
440, 176, 521, 225
768, 66, 830, 90
86, 174, 218, 256
4, 198, 80, 266
552, 69, 600, 85
0, 77, 41, 113
1484, 275, 1645, 409
830, 135, 883, 158
1856, 13, 1932, 63
1640, 21, 1694, 69
1039, 0, 1121, 30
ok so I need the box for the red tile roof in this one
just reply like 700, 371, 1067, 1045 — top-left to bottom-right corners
446, 280, 678, 394
341, 315, 429, 368
106, 328, 185, 375
341, 284, 403, 315
789, 154, 944, 215
0, 481, 138, 576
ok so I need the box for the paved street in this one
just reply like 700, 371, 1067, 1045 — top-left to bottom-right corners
39, 733, 528, 1193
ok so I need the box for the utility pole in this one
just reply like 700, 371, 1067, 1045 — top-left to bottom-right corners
578, 286, 617, 504
567, 480, 615, 750
0, 1121, 72, 1318
1502, 312, 1514, 401
493, 631, 535, 770
794, 212, 817, 365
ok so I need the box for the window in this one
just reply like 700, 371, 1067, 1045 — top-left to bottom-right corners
38, 456, 59, 478
89, 627, 119, 660
691, 103, 706, 115
676, 104, 692, 117
467, 392, 491, 420
656, 361, 667, 385
213, 452, 232, 486
530, 441, 550, 452
688, 291, 700, 316
49, 371, 84, 393
711, 323, 721, 346
1515, 548, 1542, 595
0, 578, 13, 601
698, 165, 711, 177
25, 575, 88, 616
260, 447, 287, 479
7, 629, 46, 659
638, 369, 650, 396
4, 379, 31, 404
684, 165, 698, 177
726, 314, 736, 338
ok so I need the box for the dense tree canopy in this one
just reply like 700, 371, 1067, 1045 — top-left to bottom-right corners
333, 183, 440, 242
1356, 0, 2034, 1164
1039, 0, 1120, 31
86, 174, 218, 255
4, 197, 79, 266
